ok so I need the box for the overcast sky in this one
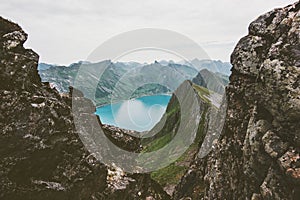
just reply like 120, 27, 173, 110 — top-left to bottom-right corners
0, 0, 296, 65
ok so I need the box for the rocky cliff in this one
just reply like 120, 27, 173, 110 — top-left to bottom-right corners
0, 16, 109, 199
0, 17, 169, 200
175, 2, 300, 200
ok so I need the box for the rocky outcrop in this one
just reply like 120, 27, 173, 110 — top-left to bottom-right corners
0, 17, 169, 199
0, 16, 109, 199
175, 2, 300, 200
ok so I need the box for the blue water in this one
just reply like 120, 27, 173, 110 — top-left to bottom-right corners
95, 95, 171, 131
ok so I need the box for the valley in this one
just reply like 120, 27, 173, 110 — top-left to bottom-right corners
0, 1, 299, 199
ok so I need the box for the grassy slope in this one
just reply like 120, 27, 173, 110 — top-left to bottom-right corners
142, 84, 211, 187
150, 109, 208, 186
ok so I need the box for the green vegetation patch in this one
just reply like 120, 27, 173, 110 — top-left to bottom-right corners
148, 108, 208, 187
192, 84, 212, 103
151, 163, 187, 186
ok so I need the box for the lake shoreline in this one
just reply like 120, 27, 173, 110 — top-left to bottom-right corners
95, 93, 172, 108
95, 94, 172, 131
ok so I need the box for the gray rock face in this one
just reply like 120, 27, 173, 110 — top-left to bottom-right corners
175, 2, 300, 199
0, 16, 109, 199
0, 17, 170, 200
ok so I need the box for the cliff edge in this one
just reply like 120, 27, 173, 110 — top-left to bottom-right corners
175, 2, 300, 199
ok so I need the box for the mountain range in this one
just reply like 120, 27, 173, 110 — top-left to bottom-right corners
38, 60, 230, 105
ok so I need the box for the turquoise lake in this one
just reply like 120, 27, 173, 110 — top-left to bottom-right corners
95, 95, 171, 132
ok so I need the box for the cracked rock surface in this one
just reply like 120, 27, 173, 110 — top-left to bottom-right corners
175, 2, 300, 200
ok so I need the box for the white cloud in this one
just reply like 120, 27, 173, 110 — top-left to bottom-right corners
0, 0, 296, 64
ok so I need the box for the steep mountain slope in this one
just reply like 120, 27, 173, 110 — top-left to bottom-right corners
140, 80, 222, 196
175, 2, 300, 199
167, 63, 199, 79
39, 60, 128, 105
192, 69, 229, 94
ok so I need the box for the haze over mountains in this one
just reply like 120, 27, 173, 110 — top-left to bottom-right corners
38, 59, 231, 75
38, 59, 231, 105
